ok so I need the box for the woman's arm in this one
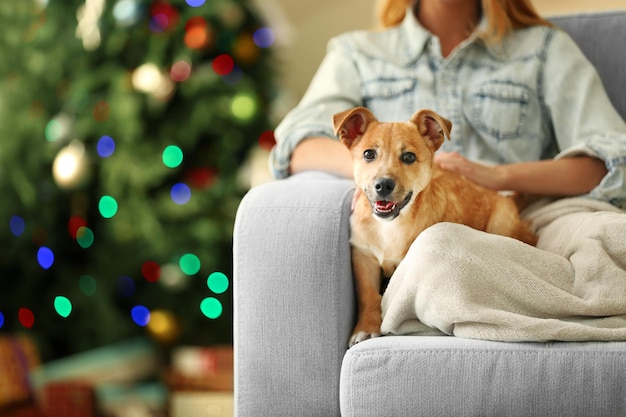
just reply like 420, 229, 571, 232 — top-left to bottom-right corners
435, 152, 607, 196
290, 137, 354, 178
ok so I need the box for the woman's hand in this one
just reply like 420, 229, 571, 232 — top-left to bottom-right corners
435, 151, 607, 196
435, 152, 503, 190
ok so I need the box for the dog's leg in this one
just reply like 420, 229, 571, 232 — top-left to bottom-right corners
350, 248, 383, 347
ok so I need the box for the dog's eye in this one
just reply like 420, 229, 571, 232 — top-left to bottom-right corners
401, 152, 417, 164
363, 150, 376, 161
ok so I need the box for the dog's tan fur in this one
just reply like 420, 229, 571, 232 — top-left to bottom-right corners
333, 107, 537, 347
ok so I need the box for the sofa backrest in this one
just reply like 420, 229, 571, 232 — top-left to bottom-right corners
551, 11, 626, 120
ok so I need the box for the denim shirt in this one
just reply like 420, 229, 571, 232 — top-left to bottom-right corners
271, 10, 626, 208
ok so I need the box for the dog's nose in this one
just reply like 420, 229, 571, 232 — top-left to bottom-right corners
374, 178, 395, 198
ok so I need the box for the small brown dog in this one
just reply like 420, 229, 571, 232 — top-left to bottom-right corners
333, 107, 537, 347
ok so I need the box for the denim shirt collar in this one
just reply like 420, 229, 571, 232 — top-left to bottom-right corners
401, 7, 508, 63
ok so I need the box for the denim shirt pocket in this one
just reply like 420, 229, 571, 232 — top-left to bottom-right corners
361, 78, 416, 121
470, 81, 531, 141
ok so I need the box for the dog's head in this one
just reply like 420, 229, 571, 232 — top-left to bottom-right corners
333, 107, 451, 220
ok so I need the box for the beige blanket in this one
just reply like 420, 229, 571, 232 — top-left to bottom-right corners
380, 197, 626, 342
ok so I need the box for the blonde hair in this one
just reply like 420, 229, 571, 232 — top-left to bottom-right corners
376, 0, 552, 42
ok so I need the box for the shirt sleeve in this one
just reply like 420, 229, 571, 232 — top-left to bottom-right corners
542, 29, 626, 208
269, 35, 364, 179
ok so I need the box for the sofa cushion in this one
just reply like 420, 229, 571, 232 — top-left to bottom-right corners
551, 11, 626, 118
340, 336, 626, 417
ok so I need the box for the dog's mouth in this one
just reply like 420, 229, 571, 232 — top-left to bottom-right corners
373, 192, 413, 219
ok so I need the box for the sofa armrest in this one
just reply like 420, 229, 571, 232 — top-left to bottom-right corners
233, 172, 355, 417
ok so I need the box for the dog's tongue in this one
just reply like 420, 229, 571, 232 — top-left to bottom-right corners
375, 201, 395, 212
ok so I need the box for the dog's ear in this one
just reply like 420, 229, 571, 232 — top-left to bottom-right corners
410, 110, 452, 150
332, 107, 377, 148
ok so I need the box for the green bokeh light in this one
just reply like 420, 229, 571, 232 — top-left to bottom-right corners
179, 253, 201, 275
99, 195, 118, 218
231, 94, 257, 121
200, 297, 222, 319
45, 119, 62, 142
76, 226, 94, 248
162, 145, 183, 168
207, 272, 229, 294
79, 275, 97, 296
54, 296, 72, 318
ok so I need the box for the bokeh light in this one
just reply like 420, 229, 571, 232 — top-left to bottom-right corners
76, 226, 95, 249
150, 2, 179, 32
160, 263, 189, 291
79, 275, 97, 296
258, 130, 276, 151
118, 276, 136, 297
179, 253, 201, 275
19, 308, 35, 329
207, 272, 229, 294
44, 113, 72, 142
170, 60, 192, 82
147, 309, 180, 343
231, 93, 257, 121
212, 54, 234, 76
10, 215, 25, 237
37, 246, 54, 270
186, 0, 205, 7
131, 305, 151, 326
0, 312, 4, 329
113, 0, 141, 27
97, 135, 116, 157
45, 119, 63, 142
184, 17, 210, 49
171, 183, 191, 204
142, 261, 161, 282
185, 167, 217, 189
200, 297, 222, 319
162, 145, 183, 168
132, 63, 173, 99
68, 215, 88, 238
222, 66, 243, 86
99, 195, 118, 218
54, 296, 72, 318
52, 140, 89, 189
93, 100, 110, 122
150, 13, 169, 32
253, 27, 275, 48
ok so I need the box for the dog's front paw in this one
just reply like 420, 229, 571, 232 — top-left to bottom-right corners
348, 330, 381, 348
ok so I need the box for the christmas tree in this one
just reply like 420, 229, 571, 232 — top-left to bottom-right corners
0, 0, 276, 360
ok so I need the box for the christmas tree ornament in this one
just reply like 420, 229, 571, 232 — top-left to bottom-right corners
52, 140, 91, 189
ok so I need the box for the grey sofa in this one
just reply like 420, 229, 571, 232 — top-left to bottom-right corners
233, 11, 626, 417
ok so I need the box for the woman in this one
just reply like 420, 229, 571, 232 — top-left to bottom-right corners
271, 0, 626, 341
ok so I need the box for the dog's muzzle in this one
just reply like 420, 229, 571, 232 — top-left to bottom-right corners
372, 192, 413, 220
